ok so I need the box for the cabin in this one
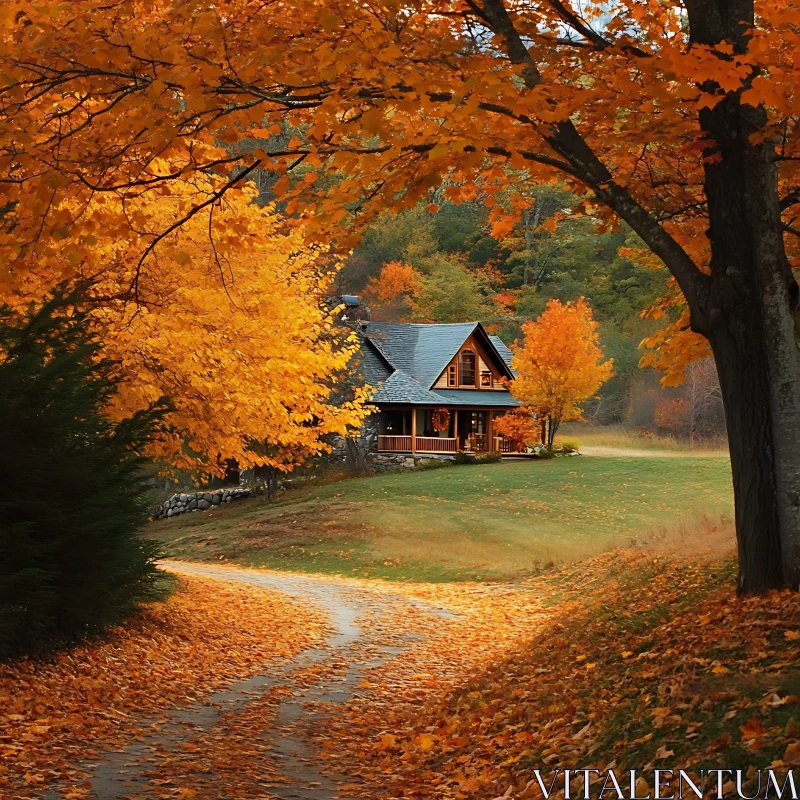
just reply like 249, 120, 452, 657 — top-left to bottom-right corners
359, 321, 520, 455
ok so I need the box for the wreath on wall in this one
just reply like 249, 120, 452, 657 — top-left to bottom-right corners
432, 408, 451, 433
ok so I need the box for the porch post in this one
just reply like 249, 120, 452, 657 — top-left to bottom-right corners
453, 409, 459, 451
486, 410, 494, 451
411, 408, 417, 453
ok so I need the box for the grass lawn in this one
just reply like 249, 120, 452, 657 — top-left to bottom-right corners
143, 456, 734, 582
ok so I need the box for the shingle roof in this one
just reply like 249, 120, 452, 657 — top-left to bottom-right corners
371, 370, 443, 404
489, 336, 517, 376
360, 321, 518, 406
364, 322, 479, 388
356, 336, 392, 385
430, 390, 520, 407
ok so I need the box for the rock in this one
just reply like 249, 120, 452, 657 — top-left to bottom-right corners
151, 486, 252, 520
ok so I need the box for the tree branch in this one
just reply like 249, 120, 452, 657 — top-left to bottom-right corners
128, 159, 262, 302
476, 0, 708, 322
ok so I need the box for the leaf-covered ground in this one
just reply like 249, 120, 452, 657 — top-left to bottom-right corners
323, 554, 800, 799
9, 553, 800, 800
144, 457, 733, 581
0, 575, 327, 799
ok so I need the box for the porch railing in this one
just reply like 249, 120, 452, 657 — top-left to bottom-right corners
414, 436, 458, 453
377, 435, 458, 453
377, 434, 508, 454
461, 433, 487, 452
377, 435, 412, 452
495, 436, 511, 453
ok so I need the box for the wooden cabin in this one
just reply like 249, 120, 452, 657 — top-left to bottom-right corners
359, 322, 520, 455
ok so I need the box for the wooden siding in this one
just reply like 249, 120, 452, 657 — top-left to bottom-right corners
432, 332, 508, 391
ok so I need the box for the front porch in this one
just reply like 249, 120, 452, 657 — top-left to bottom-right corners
375, 408, 513, 455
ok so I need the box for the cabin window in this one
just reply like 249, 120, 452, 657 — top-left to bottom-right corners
459, 350, 476, 386
480, 370, 493, 388
447, 364, 457, 387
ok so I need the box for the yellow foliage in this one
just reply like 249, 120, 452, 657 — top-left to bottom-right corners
5, 170, 366, 474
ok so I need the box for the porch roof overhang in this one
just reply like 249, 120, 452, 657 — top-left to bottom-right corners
369, 389, 520, 409
430, 390, 521, 407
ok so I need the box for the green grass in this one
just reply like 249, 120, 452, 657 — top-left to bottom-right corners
143, 456, 734, 582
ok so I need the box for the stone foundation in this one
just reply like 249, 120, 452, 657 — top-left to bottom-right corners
372, 453, 456, 471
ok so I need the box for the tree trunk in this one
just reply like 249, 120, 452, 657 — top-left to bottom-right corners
745, 145, 800, 587
547, 417, 559, 450
483, 0, 800, 591
344, 435, 368, 475
707, 303, 784, 593
698, 91, 800, 591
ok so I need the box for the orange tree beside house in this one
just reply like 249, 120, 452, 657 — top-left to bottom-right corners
509, 299, 613, 449
362, 262, 422, 322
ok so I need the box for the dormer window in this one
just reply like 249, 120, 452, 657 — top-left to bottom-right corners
459, 350, 476, 387
480, 370, 493, 388
448, 364, 457, 387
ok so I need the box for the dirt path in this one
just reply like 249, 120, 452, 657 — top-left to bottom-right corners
58, 562, 455, 800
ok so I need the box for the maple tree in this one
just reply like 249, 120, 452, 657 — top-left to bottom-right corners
654, 395, 692, 435
1, 167, 365, 476
492, 408, 539, 451
510, 299, 613, 448
3, 0, 800, 588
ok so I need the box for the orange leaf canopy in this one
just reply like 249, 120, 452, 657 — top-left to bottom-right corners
510, 298, 614, 423
2, 0, 800, 388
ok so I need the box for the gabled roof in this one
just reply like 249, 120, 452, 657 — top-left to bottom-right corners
360, 321, 518, 406
489, 336, 516, 376
363, 322, 514, 388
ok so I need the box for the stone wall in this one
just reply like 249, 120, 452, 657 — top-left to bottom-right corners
327, 411, 380, 468
372, 453, 456, 472
151, 488, 252, 520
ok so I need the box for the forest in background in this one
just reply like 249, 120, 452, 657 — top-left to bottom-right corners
332, 187, 725, 443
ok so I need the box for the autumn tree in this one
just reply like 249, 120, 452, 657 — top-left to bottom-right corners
493, 409, 538, 452
410, 255, 492, 323
1, 168, 365, 478
362, 261, 422, 321
511, 299, 613, 448
3, 0, 800, 588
